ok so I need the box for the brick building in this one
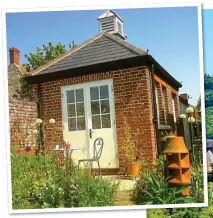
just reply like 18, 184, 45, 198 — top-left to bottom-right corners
10, 10, 182, 170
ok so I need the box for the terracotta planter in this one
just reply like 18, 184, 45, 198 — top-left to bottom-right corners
127, 162, 142, 177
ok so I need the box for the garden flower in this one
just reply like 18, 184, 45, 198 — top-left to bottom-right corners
33, 130, 38, 134
24, 145, 31, 152
49, 118, 56, 124
188, 117, 195, 123
180, 114, 186, 119
186, 107, 194, 114
36, 118, 43, 124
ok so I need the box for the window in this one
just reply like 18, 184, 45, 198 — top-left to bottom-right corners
66, 89, 86, 131
90, 85, 111, 129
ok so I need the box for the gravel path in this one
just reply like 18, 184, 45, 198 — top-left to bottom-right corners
101, 175, 137, 206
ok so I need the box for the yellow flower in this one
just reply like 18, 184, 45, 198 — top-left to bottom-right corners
36, 118, 43, 124
180, 114, 186, 119
49, 118, 56, 124
188, 117, 195, 123
186, 107, 194, 114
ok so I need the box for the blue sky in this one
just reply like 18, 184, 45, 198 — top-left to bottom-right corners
203, 9, 213, 75
6, 7, 201, 105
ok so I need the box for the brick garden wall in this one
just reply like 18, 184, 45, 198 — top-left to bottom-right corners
9, 99, 37, 147
32, 66, 157, 168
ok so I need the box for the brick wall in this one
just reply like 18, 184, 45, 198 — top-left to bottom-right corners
33, 66, 157, 168
9, 99, 37, 147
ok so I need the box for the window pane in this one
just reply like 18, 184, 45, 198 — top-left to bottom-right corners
67, 104, 75, 117
76, 103, 85, 116
67, 90, 75, 103
102, 114, 111, 128
90, 87, 99, 100
77, 117, 85, 130
91, 101, 100, 115
68, 118, 76, 131
92, 115, 101, 129
101, 100, 110, 114
100, 85, 109, 99
75, 89, 84, 102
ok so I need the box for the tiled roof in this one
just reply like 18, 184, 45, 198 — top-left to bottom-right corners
27, 32, 182, 88
30, 32, 147, 76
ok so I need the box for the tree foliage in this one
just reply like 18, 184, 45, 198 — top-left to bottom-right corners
25, 41, 77, 70
204, 74, 213, 138
18, 41, 77, 100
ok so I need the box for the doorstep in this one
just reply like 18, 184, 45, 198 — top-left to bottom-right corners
91, 168, 120, 175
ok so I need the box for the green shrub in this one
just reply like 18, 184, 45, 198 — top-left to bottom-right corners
133, 156, 193, 205
190, 163, 204, 203
132, 156, 164, 204
11, 154, 52, 209
147, 182, 211, 218
37, 157, 79, 208
11, 154, 118, 209
75, 170, 119, 207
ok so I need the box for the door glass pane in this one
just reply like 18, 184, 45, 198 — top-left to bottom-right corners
67, 90, 75, 103
76, 89, 84, 102
102, 114, 111, 128
68, 118, 76, 131
76, 103, 85, 116
91, 101, 100, 115
77, 117, 85, 130
90, 87, 99, 100
100, 85, 109, 99
67, 104, 75, 117
92, 115, 101, 129
101, 100, 110, 114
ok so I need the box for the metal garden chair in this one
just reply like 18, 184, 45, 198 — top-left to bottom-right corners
78, 137, 104, 171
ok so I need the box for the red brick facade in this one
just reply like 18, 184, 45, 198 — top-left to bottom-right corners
31, 66, 179, 168
32, 66, 157, 167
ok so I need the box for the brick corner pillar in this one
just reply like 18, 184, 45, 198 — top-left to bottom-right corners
113, 66, 157, 168
135, 67, 158, 163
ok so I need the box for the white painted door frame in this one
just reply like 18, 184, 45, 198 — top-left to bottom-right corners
61, 79, 119, 168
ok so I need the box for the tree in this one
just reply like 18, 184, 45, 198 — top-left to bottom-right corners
204, 74, 213, 138
197, 95, 201, 108
25, 41, 77, 70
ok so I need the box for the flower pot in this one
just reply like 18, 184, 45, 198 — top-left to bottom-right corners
66, 144, 70, 150
127, 162, 142, 177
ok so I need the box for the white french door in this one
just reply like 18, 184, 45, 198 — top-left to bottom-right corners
61, 79, 119, 168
